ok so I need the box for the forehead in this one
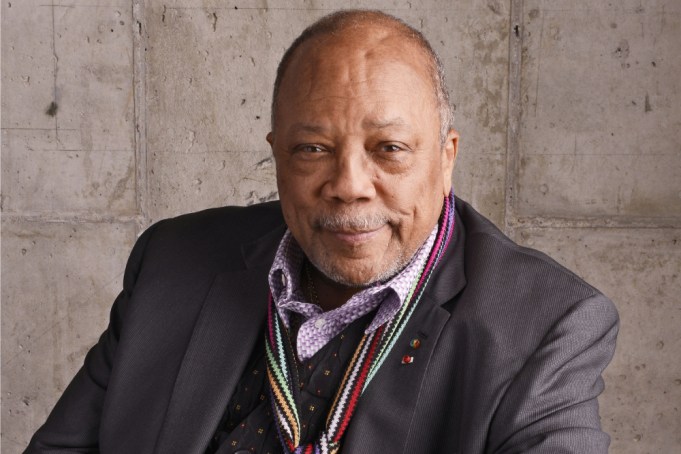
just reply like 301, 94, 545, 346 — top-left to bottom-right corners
277, 27, 436, 110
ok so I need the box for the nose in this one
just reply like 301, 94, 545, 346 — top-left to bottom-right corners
320, 147, 376, 203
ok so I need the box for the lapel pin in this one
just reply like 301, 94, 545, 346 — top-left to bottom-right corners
401, 355, 414, 365
410, 338, 421, 349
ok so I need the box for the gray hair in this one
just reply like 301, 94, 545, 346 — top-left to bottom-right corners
270, 9, 455, 144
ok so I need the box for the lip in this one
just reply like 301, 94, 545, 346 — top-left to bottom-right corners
325, 225, 386, 245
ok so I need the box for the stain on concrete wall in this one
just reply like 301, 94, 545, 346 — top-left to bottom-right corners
2, 0, 680, 452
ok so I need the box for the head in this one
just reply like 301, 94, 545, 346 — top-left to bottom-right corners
267, 10, 459, 287
271, 10, 455, 145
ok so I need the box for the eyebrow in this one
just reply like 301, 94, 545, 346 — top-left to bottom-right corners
288, 117, 411, 134
362, 117, 409, 130
288, 123, 329, 134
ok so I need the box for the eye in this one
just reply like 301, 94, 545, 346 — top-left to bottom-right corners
294, 144, 327, 154
376, 142, 411, 155
372, 141, 412, 170
380, 143, 404, 153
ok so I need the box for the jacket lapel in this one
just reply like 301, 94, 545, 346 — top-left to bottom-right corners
342, 296, 451, 452
153, 226, 284, 454
343, 206, 467, 453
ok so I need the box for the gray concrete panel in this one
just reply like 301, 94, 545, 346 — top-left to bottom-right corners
2, 129, 136, 214
53, 3, 135, 152
453, 152, 506, 226
146, 2, 284, 155
517, 1, 681, 219
1, 1, 55, 130
516, 227, 681, 453
1, 0, 136, 215
1, 220, 137, 453
148, 150, 277, 223
2, 0, 134, 148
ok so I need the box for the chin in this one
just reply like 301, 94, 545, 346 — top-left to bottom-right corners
311, 255, 408, 289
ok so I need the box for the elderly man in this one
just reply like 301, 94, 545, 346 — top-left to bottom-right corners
26, 9, 618, 454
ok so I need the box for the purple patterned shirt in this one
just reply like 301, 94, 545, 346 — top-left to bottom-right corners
268, 226, 437, 360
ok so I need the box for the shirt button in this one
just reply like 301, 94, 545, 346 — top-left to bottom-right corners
314, 318, 326, 329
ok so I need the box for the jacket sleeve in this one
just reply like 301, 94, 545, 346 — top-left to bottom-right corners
488, 293, 619, 454
24, 221, 162, 453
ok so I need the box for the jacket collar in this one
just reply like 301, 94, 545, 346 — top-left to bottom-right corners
424, 198, 468, 307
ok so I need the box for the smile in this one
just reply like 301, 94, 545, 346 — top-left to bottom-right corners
325, 225, 387, 246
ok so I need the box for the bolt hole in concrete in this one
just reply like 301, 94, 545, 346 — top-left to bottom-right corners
45, 102, 58, 117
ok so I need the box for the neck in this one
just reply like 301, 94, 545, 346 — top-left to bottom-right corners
306, 263, 365, 311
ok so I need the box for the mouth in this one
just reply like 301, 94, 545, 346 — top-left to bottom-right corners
313, 211, 391, 247
325, 225, 387, 246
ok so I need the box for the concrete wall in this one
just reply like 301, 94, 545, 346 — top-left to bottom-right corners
2, 0, 679, 452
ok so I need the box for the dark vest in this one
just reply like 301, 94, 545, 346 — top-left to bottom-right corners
206, 312, 373, 454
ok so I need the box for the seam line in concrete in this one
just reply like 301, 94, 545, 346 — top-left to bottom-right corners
505, 0, 524, 236
50, 0, 60, 146
39, 4, 130, 7
132, 0, 149, 233
1, 213, 143, 224
5, 148, 135, 153
532, 10, 544, 117
0, 127, 78, 131
508, 216, 681, 230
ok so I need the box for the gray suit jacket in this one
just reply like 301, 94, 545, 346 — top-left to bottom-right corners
26, 198, 618, 453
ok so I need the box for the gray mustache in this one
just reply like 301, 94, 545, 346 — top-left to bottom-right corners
314, 212, 390, 231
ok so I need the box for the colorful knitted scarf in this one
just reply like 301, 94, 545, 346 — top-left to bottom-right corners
265, 194, 456, 454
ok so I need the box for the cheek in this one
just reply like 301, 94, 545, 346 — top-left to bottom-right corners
277, 163, 305, 201
397, 166, 444, 227
278, 184, 314, 234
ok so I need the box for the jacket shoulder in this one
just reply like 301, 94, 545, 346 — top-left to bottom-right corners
456, 198, 601, 302
453, 198, 617, 345
153, 201, 284, 242
134, 201, 285, 278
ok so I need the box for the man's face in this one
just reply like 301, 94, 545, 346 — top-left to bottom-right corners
268, 28, 458, 287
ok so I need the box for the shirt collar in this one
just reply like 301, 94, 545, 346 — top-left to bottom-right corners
267, 226, 438, 323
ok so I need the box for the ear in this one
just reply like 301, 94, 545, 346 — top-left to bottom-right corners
441, 129, 459, 196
